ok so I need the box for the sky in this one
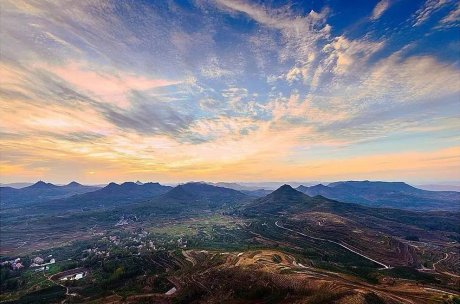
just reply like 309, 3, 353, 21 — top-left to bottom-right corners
1, 0, 459, 184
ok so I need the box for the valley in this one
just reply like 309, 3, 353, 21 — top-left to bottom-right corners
1, 181, 459, 303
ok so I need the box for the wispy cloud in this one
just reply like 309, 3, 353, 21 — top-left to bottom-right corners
1, 0, 459, 183
438, 2, 460, 26
44, 62, 182, 108
412, 0, 450, 26
371, 0, 390, 20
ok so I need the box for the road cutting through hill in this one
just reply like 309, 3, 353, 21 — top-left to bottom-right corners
275, 221, 390, 269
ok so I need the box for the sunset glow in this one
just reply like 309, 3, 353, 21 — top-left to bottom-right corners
1, 0, 459, 184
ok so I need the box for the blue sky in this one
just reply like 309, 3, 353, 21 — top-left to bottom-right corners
1, 0, 459, 183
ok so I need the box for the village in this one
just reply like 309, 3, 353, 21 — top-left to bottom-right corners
0, 226, 189, 280
0, 214, 243, 304
1, 255, 55, 272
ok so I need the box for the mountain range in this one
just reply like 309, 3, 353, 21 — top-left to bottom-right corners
2, 180, 458, 212
242, 184, 459, 236
27, 182, 174, 213
0, 181, 99, 206
128, 182, 250, 217
3, 182, 458, 303
296, 181, 460, 211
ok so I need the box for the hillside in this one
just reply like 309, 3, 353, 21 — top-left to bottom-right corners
296, 181, 460, 211
242, 185, 459, 272
131, 182, 249, 216
244, 185, 460, 235
168, 182, 246, 200
243, 184, 317, 214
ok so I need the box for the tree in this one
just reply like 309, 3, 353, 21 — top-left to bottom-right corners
110, 266, 125, 281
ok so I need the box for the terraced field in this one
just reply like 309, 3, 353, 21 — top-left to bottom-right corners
168, 249, 459, 304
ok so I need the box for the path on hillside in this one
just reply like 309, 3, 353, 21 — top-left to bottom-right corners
419, 252, 460, 278
432, 253, 449, 271
44, 272, 75, 304
432, 253, 460, 278
274, 221, 390, 269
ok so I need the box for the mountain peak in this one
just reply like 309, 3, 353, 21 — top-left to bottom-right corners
265, 184, 309, 200
163, 184, 196, 200
273, 184, 297, 193
30, 181, 55, 188
105, 182, 119, 189
67, 181, 81, 187
245, 184, 314, 215
265, 184, 311, 200
310, 184, 329, 189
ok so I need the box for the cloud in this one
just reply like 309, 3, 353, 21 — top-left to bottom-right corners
1, 0, 459, 183
97, 90, 194, 138
412, 0, 449, 26
314, 53, 460, 136
354, 54, 460, 104
439, 2, 460, 25
371, 0, 390, 20
215, 0, 331, 87
286, 66, 307, 83
321, 36, 384, 76
200, 57, 235, 79
41, 62, 181, 108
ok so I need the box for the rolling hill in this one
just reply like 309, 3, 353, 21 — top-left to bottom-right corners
242, 185, 460, 270
243, 185, 460, 235
296, 181, 460, 211
131, 182, 250, 216
162, 182, 247, 203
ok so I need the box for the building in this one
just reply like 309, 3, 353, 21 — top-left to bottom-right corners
11, 262, 24, 270
60, 272, 86, 281
54, 268, 89, 281
33, 257, 44, 264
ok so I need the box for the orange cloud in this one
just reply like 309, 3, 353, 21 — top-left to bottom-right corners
39, 62, 182, 108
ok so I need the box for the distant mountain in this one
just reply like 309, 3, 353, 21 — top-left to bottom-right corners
207, 182, 254, 191
296, 181, 460, 211
416, 184, 460, 192
241, 184, 348, 216
206, 182, 272, 197
159, 182, 248, 206
328, 181, 418, 192
42, 182, 173, 211
243, 185, 460, 234
245, 184, 315, 214
240, 189, 273, 197
238, 181, 318, 190
0, 181, 100, 206
0, 182, 34, 189
132, 182, 249, 215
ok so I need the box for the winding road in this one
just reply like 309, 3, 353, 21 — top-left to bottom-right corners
432, 253, 449, 271
274, 221, 390, 269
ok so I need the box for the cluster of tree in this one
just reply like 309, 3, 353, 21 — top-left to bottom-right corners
0, 265, 24, 292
